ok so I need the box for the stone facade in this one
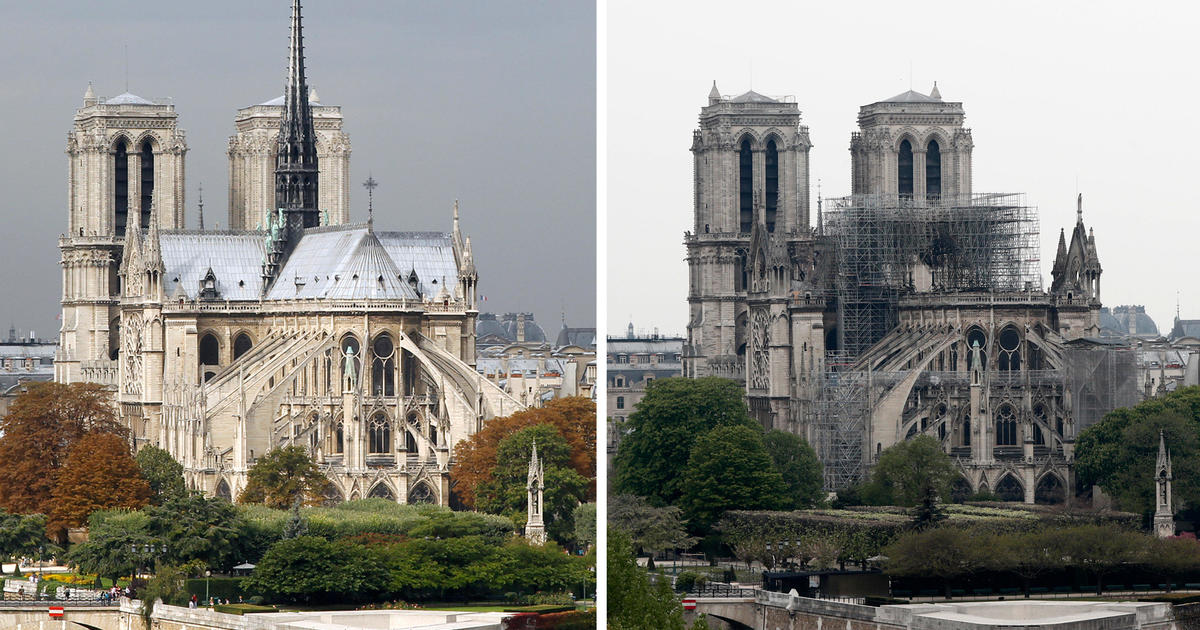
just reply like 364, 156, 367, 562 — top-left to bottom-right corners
684, 83, 1123, 499
58, 87, 187, 385
57, 0, 523, 507
226, 91, 350, 230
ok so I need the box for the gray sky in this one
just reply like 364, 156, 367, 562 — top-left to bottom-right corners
1, 0, 595, 339
607, 0, 1199, 337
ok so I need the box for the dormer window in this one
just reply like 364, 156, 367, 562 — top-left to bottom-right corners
199, 268, 219, 299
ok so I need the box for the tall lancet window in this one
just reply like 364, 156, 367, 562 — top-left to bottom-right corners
371, 334, 396, 396
898, 139, 914, 197
140, 140, 154, 228
926, 139, 942, 201
739, 139, 753, 233
114, 140, 129, 236
765, 139, 779, 232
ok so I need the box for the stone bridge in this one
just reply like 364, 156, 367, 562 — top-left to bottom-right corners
685, 590, 1180, 630
0, 606, 127, 630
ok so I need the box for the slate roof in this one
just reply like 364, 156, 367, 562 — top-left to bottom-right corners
105, 92, 155, 105
161, 232, 266, 300
555, 327, 596, 349
159, 227, 458, 301
883, 89, 942, 103
730, 90, 778, 103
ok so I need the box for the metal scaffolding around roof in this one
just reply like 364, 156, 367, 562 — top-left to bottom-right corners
812, 193, 1043, 488
823, 193, 1041, 359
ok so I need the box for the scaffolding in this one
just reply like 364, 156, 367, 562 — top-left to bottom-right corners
813, 362, 868, 489
1064, 343, 1138, 433
823, 193, 1041, 358
813, 193, 1043, 488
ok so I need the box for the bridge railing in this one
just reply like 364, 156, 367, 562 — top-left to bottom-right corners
1, 583, 122, 607
685, 583, 759, 598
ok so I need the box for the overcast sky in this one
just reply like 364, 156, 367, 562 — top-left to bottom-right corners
607, 0, 1198, 338
0, 0, 595, 340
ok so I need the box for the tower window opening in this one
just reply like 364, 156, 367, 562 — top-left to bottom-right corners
115, 140, 129, 236
140, 140, 154, 228
898, 139, 914, 197
926, 139, 941, 201
739, 139, 752, 233
765, 139, 779, 232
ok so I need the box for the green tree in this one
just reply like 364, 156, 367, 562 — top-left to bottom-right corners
614, 377, 757, 506
608, 494, 695, 556
680, 425, 786, 532
885, 527, 988, 597
139, 563, 188, 624
149, 493, 245, 571
1078, 410, 1200, 515
475, 424, 590, 545
573, 502, 596, 549
607, 528, 688, 630
989, 530, 1064, 597
1077, 387, 1200, 509
866, 435, 958, 507
1047, 524, 1147, 594
243, 536, 389, 604
281, 499, 309, 540
66, 510, 154, 582
135, 445, 187, 505
48, 432, 151, 539
0, 510, 47, 574
238, 446, 333, 508
0, 382, 125, 515
763, 430, 824, 509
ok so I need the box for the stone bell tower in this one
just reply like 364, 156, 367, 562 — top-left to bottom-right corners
850, 83, 973, 203
58, 83, 187, 385
685, 82, 811, 382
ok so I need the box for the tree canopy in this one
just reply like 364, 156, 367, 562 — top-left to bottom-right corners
0, 382, 125, 515
1077, 386, 1200, 514
474, 424, 590, 545
763, 430, 825, 509
862, 435, 959, 507
0, 510, 48, 571
451, 397, 596, 509
243, 535, 390, 604
135, 445, 187, 505
238, 446, 333, 508
613, 377, 757, 506
607, 528, 688, 630
680, 425, 786, 531
48, 432, 150, 538
609, 494, 695, 555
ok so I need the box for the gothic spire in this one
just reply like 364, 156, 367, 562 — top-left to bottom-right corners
1158, 429, 1170, 475
275, 0, 320, 233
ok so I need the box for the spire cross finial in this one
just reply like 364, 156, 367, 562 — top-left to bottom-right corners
197, 183, 205, 231
363, 174, 378, 230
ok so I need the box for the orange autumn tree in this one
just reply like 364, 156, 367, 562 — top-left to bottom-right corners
451, 396, 596, 509
0, 382, 126, 515
48, 432, 150, 538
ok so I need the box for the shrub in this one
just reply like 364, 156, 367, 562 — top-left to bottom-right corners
675, 571, 703, 593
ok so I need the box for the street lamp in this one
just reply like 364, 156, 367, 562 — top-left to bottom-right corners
205, 570, 212, 605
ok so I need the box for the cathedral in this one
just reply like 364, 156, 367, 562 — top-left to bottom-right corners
685, 83, 1134, 502
56, 1, 524, 505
